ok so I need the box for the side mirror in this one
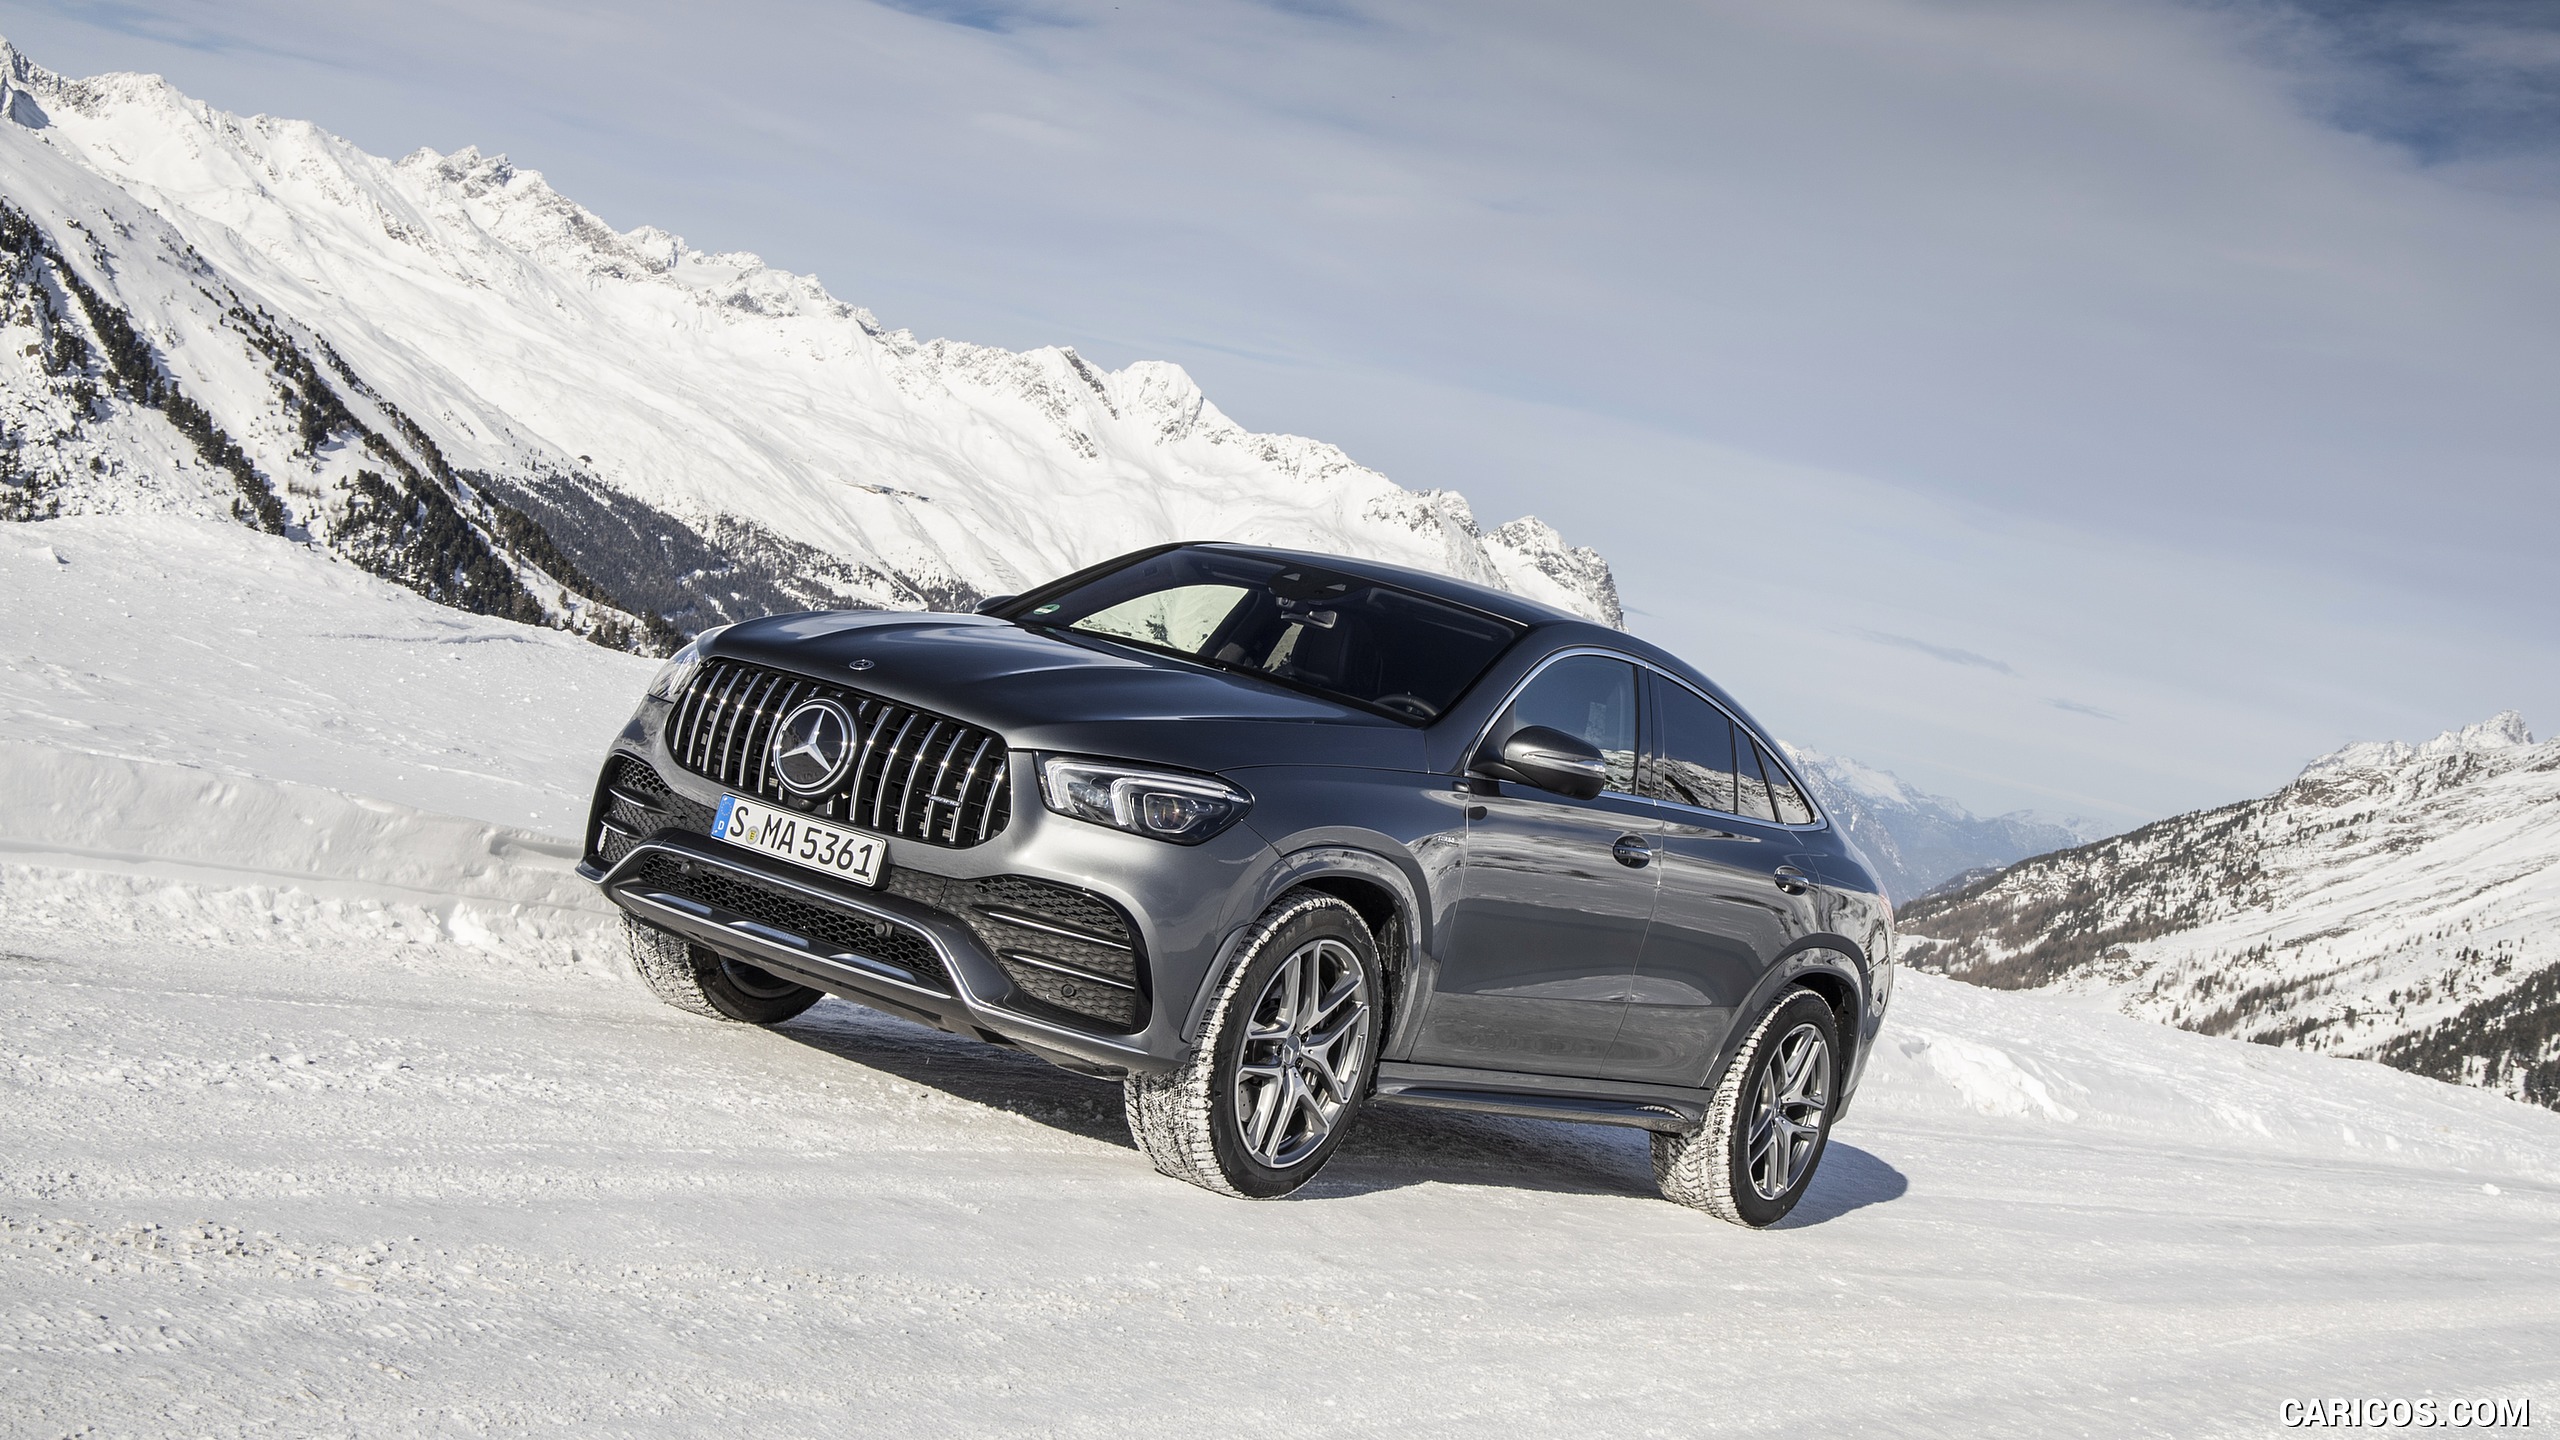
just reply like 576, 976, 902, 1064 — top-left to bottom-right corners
1486, 725, 1608, 800
973, 594, 1019, 615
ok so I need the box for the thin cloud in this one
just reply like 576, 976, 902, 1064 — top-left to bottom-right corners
2050, 698, 2123, 723
1855, 629, 2016, 676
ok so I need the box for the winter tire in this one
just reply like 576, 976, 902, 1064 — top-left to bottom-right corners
625, 914, 824, 1026
1654, 986, 1840, 1227
1124, 893, 1383, 1199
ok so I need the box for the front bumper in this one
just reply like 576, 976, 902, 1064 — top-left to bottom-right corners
588, 830, 1175, 1076
579, 700, 1276, 1075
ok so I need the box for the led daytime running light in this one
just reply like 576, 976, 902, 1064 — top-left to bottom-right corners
1038, 755, 1251, 845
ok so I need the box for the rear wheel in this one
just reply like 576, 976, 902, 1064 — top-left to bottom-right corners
625, 914, 824, 1025
1653, 987, 1839, 1226
1124, 893, 1382, 1198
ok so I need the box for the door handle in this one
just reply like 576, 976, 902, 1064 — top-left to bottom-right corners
1774, 865, 1813, 895
1612, 835, 1654, 869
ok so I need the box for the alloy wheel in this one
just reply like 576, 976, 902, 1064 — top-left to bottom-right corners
1231, 936, 1373, 1169
1747, 1022, 1830, 1200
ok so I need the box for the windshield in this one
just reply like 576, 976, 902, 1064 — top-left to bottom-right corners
1010, 549, 1526, 723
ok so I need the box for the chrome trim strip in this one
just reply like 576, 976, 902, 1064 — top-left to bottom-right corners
972, 748, 1006, 844
751, 679, 804, 795
717, 670, 780, 783
671, 663, 714, 760
925, 726, 967, 833
617, 888, 944, 997
895, 719, 944, 836
873, 711, 919, 832
698, 664, 749, 771
998, 949, 1138, 992
978, 905, 1133, 952
951, 735, 996, 842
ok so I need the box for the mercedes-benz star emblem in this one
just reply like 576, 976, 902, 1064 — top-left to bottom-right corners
769, 699, 857, 795
846, 658, 876, 672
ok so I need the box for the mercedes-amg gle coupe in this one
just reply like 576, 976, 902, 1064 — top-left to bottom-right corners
580, 542, 1892, 1225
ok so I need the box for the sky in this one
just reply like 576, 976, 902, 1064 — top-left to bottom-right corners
0, 0, 2554, 827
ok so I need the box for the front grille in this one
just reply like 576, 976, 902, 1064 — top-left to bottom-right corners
588, 756, 714, 869
885, 870, 1146, 1031
666, 659, 1011, 848
617, 851, 949, 993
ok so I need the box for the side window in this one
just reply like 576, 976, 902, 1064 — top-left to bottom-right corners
1758, 739, 1816, 825
1733, 733, 1778, 822
1493, 655, 1638, 794
1644, 681, 1736, 813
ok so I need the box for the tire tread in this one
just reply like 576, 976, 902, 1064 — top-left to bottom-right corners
1124, 893, 1369, 1199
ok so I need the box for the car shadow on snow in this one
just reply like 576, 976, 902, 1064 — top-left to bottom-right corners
774, 998, 1909, 1221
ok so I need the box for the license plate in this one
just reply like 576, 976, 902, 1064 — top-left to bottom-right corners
710, 796, 885, 887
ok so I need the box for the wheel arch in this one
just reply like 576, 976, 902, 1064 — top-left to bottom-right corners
1178, 846, 1423, 1046
1705, 937, 1871, 1114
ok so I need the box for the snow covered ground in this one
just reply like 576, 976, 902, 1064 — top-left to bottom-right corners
5, 516, 2558, 1436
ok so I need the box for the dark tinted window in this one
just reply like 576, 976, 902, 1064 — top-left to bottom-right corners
1493, 654, 1638, 793
1759, 739, 1816, 824
1733, 731, 1779, 821
1015, 549, 1524, 723
1645, 681, 1736, 813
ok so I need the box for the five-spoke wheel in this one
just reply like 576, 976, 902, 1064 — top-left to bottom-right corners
1747, 1020, 1831, 1201
1653, 986, 1842, 1226
1125, 892, 1385, 1198
1231, 935, 1373, 1170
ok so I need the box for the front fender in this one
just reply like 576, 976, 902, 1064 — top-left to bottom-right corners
1175, 843, 1434, 1051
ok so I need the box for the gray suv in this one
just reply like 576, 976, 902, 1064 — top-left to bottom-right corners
580, 542, 1892, 1225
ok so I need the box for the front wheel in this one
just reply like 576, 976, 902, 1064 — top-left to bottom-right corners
625, 915, 824, 1026
1653, 987, 1840, 1226
1124, 893, 1382, 1199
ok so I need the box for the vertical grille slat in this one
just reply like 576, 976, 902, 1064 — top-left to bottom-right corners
747, 679, 804, 795
694, 665, 750, 772
726, 673, 778, 783
871, 712, 921, 833
671, 659, 719, 761
896, 721, 947, 838
949, 735, 996, 842
667, 660, 1010, 849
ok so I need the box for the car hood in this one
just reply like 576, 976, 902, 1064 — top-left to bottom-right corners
716, 612, 1428, 773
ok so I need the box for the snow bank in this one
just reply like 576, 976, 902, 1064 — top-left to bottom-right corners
0, 740, 622, 975
1867, 972, 2560, 1185
0, 513, 652, 834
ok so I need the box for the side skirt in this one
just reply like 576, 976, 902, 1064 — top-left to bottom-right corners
1370, 1061, 1708, 1133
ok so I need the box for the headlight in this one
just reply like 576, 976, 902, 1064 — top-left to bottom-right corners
645, 624, 730, 702
1038, 755, 1251, 845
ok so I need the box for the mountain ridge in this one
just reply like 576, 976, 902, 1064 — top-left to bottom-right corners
0, 35, 2109, 901
1898, 711, 2560, 1108
0, 36, 1620, 645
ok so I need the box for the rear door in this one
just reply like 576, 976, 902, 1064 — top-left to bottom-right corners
1413, 653, 1661, 1079
1616, 675, 1822, 1087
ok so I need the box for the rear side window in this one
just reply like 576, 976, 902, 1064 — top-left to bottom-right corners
1733, 733, 1779, 821
1644, 680, 1736, 814
1757, 739, 1816, 825
1492, 655, 1639, 794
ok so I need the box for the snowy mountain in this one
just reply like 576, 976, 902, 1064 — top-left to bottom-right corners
1782, 745, 2096, 904
0, 38, 1619, 650
0, 35, 2138, 911
1898, 712, 2560, 1108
